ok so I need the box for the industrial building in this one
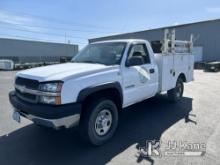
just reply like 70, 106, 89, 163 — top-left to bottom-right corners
0, 38, 78, 64
89, 19, 220, 62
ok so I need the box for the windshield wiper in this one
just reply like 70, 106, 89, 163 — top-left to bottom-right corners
81, 60, 98, 64
72, 60, 104, 65
77, 60, 105, 65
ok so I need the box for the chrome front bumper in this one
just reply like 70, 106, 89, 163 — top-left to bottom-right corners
19, 111, 80, 129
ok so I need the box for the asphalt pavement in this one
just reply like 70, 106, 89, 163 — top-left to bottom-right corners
0, 70, 220, 165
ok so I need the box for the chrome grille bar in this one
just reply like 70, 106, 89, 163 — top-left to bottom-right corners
15, 84, 61, 97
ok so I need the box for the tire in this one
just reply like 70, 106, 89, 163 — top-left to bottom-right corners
167, 77, 184, 102
80, 98, 118, 146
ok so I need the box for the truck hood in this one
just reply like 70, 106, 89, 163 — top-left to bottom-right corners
17, 63, 116, 82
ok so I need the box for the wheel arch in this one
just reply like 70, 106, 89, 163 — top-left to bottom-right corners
77, 82, 123, 110
178, 73, 187, 82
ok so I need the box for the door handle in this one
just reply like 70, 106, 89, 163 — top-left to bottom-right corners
149, 68, 155, 74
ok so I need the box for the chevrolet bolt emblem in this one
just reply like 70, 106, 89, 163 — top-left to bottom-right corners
18, 85, 26, 93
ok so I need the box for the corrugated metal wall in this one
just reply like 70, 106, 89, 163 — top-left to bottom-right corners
0, 38, 78, 63
89, 20, 220, 62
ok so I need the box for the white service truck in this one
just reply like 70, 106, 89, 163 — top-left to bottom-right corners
9, 29, 194, 145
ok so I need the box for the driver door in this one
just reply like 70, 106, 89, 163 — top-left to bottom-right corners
122, 43, 158, 107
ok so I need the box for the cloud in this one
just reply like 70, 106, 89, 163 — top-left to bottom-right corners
0, 10, 32, 24
0, 10, 43, 31
173, 22, 180, 26
206, 7, 220, 13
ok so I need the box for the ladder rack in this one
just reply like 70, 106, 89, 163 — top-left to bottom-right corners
162, 29, 193, 54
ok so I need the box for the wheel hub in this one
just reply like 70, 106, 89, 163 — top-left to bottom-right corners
95, 109, 112, 136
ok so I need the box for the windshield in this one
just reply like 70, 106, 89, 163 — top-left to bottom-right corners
72, 42, 127, 65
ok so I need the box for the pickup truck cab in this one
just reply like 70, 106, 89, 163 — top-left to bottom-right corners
9, 30, 194, 145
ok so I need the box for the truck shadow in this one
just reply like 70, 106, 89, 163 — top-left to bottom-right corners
0, 95, 193, 165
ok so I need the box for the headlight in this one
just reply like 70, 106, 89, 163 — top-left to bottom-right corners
39, 82, 63, 105
39, 96, 61, 105
39, 82, 63, 92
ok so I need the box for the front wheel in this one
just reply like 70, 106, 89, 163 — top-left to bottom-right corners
80, 98, 118, 146
167, 77, 184, 102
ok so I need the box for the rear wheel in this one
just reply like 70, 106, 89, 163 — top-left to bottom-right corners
80, 98, 118, 146
167, 77, 184, 102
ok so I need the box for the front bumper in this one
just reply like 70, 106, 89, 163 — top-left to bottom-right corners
9, 91, 81, 129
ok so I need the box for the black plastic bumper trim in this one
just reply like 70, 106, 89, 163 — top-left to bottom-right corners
9, 91, 81, 119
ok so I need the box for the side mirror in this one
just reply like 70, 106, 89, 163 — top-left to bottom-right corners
126, 56, 144, 67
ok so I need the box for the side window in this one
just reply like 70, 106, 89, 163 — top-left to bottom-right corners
128, 44, 150, 64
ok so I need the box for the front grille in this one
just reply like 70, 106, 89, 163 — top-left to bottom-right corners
15, 77, 39, 103
15, 89, 38, 103
15, 77, 39, 90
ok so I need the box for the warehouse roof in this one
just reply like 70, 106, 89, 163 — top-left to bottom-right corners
0, 37, 78, 46
90, 18, 220, 41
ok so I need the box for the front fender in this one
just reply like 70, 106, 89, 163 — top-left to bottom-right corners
76, 82, 123, 103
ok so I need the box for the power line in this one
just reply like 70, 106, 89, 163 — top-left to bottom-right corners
0, 33, 88, 45
0, 21, 115, 34
0, 25, 89, 40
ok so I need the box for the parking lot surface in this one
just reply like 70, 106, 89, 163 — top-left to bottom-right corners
0, 70, 220, 165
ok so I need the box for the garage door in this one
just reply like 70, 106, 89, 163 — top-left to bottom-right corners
193, 47, 203, 62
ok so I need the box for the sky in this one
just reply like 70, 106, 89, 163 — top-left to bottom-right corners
0, 0, 220, 48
